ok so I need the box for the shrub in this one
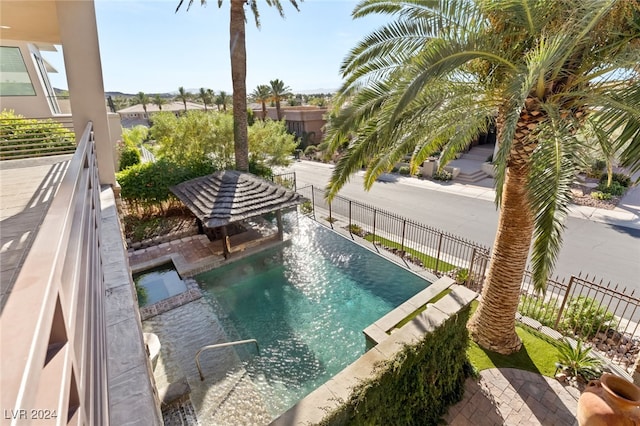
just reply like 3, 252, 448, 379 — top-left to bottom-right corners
398, 166, 411, 175
455, 268, 469, 284
599, 172, 631, 188
317, 142, 329, 152
518, 295, 559, 327
248, 159, 273, 179
0, 110, 75, 159
391, 166, 400, 173
560, 296, 615, 340
117, 158, 215, 208
597, 181, 626, 196
557, 339, 602, 382
299, 201, 313, 215
304, 145, 318, 156
433, 170, 453, 181
591, 191, 612, 200
119, 146, 141, 171
592, 159, 607, 172
348, 224, 365, 236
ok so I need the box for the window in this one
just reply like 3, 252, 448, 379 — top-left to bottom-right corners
0, 47, 36, 96
32, 52, 60, 113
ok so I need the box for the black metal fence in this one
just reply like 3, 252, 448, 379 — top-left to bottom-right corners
294, 181, 640, 371
297, 184, 491, 289
271, 172, 297, 190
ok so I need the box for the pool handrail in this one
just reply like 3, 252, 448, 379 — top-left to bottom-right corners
195, 339, 260, 381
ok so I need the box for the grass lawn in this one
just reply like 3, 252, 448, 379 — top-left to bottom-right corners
363, 234, 457, 272
467, 302, 564, 377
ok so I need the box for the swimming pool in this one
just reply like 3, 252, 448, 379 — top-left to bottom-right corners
196, 217, 431, 417
134, 263, 187, 307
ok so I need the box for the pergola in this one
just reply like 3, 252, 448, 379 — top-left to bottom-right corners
170, 170, 306, 257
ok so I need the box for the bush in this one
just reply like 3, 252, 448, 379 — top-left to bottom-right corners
119, 146, 141, 171
560, 296, 615, 340
299, 201, 313, 215
304, 145, 318, 156
0, 110, 75, 159
591, 191, 612, 200
518, 295, 559, 327
317, 142, 329, 152
597, 181, 626, 196
248, 159, 273, 179
433, 170, 453, 181
455, 268, 469, 284
599, 172, 631, 188
557, 339, 602, 382
117, 158, 215, 208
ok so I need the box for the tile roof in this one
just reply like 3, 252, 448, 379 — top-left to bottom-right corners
170, 170, 306, 228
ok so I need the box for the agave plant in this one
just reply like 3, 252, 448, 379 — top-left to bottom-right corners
557, 338, 603, 382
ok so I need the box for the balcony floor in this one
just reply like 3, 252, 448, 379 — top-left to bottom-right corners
0, 155, 71, 312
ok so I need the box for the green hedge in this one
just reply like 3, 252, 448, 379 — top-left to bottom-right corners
320, 306, 472, 425
117, 159, 215, 207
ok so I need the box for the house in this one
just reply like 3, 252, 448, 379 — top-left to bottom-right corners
0, 1, 162, 424
256, 105, 328, 145
117, 101, 205, 128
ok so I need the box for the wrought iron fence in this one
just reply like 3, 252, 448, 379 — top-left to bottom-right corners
518, 271, 640, 371
297, 184, 491, 288
272, 172, 297, 190
0, 116, 76, 160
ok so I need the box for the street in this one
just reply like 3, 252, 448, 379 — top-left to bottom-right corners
286, 161, 640, 293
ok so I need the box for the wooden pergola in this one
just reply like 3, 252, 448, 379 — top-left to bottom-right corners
170, 170, 306, 258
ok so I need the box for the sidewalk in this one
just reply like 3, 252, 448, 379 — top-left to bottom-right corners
367, 170, 640, 230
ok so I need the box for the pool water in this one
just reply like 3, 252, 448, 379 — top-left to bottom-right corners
196, 218, 430, 417
134, 264, 187, 306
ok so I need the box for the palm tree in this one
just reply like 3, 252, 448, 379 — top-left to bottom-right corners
176, 0, 300, 172
269, 78, 291, 120
136, 91, 150, 120
152, 94, 166, 111
216, 90, 230, 112
325, 0, 640, 354
176, 86, 190, 112
199, 87, 210, 111
251, 84, 271, 120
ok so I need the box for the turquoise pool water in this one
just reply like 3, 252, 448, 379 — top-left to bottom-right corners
134, 263, 187, 307
196, 218, 430, 417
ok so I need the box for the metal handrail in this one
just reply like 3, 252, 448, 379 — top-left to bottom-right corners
195, 339, 260, 381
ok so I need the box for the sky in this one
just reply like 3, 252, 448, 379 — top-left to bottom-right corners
44, 0, 389, 94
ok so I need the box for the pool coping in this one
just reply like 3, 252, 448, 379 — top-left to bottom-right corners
269, 277, 478, 426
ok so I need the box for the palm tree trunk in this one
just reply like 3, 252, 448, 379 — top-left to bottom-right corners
468, 109, 541, 355
275, 99, 281, 120
261, 101, 267, 120
230, 0, 249, 172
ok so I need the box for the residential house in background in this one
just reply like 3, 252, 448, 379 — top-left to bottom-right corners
117, 101, 205, 128
0, 1, 162, 424
256, 105, 327, 145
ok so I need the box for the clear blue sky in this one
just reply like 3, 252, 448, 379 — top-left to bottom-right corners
45, 0, 388, 94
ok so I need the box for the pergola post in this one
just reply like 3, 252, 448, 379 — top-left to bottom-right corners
221, 226, 230, 259
276, 210, 284, 241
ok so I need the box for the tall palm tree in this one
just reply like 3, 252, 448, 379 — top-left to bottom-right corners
176, 86, 190, 112
216, 90, 230, 112
325, 0, 640, 354
136, 91, 150, 120
176, 0, 300, 172
152, 94, 166, 111
199, 87, 210, 111
251, 84, 272, 120
269, 78, 291, 120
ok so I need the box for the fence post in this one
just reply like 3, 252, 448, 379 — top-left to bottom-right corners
348, 201, 352, 237
372, 209, 377, 245
311, 185, 316, 220
329, 201, 333, 229
293, 172, 297, 191
554, 276, 575, 330
400, 219, 406, 255
467, 248, 476, 288
434, 233, 444, 274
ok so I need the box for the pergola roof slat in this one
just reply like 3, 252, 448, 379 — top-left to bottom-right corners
170, 170, 307, 228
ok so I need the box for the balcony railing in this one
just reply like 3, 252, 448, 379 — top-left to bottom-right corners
0, 122, 108, 424
0, 116, 76, 160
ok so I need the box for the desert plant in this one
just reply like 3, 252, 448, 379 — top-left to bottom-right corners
556, 339, 602, 382
433, 170, 452, 181
348, 224, 365, 236
560, 296, 615, 340
299, 201, 313, 215
591, 191, 613, 200
304, 145, 318, 157
599, 172, 631, 188
398, 166, 411, 175
455, 268, 469, 284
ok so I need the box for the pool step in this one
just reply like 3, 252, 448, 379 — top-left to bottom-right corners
162, 399, 199, 426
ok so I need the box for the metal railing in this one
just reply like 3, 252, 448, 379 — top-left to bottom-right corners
0, 116, 76, 160
518, 272, 640, 370
195, 339, 260, 381
272, 171, 297, 190
0, 122, 109, 424
297, 185, 491, 288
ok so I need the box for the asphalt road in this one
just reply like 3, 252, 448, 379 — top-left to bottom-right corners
285, 161, 640, 294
